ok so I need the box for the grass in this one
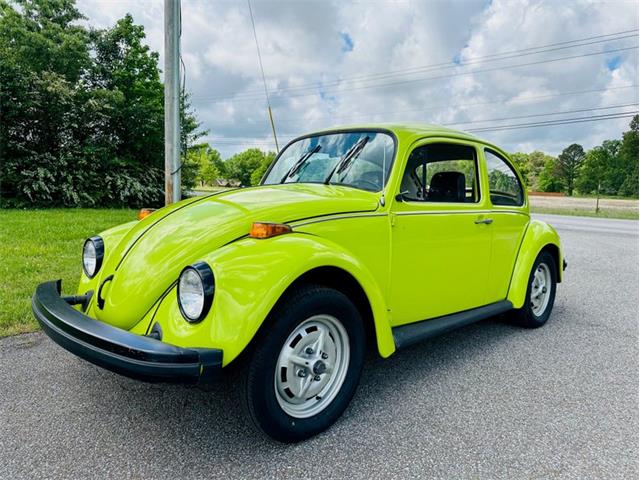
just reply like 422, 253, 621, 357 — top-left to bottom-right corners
0, 209, 136, 337
530, 206, 639, 220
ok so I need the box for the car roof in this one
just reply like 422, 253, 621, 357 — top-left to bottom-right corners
299, 123, 508, 157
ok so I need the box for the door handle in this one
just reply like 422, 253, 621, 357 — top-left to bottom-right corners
474, 218, 493, 225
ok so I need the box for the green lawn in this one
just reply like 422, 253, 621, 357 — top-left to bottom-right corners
530, 206, 639, 220
0, 209, 136, 337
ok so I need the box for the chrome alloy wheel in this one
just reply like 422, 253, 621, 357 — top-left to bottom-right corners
530, 262, 552, 316
274, 314, 350, 418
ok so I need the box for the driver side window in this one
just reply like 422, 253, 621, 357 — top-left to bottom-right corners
400, 143, 479, 203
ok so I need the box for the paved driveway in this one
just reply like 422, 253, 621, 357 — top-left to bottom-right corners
0, 214, 637, 479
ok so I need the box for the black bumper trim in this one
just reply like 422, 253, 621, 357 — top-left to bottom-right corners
32, 280, 222, 384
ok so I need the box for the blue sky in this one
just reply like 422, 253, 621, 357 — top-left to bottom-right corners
78, 0, 639, 158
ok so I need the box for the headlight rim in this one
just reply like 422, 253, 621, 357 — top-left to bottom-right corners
177, 261, 215, 323
82, 236, 105, 279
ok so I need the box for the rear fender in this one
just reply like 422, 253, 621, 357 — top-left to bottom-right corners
507, 220, 563, 309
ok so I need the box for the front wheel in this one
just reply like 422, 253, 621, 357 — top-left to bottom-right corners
509, 250, 557, 328
242, 285, 365, 443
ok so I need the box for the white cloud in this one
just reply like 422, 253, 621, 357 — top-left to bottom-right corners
76, 0, 639, 158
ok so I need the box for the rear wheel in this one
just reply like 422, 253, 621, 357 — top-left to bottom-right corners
509, 250, 557, 328
242, 285, 365, 443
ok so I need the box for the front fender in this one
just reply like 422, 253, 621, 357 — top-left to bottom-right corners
153, 233, 395, 366
77, 220, 138, 296
507, 220, 563, 309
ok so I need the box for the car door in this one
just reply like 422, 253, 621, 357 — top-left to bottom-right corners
482, 148, 530, 303
389, 139, 493, 326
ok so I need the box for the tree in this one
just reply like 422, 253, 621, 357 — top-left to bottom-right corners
0, 0, 92, 205
538, 157, 564, 192
618, 115, 639, 197
225, 148, 273, 186
510, 153, 530, 187
250, 151, 276, 186
184, 143, 222, 187
557, 144, 585, 195
0, 2, 203, 207
510, 151, 554, 190
575, 147, 608, 207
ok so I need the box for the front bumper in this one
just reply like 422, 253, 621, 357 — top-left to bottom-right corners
32, 280, 222, 384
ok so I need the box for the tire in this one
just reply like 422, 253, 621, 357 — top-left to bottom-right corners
509, 250, 557, 328
241, 285, 365, 443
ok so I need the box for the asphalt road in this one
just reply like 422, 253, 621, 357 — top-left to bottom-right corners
1, 214, 637, 479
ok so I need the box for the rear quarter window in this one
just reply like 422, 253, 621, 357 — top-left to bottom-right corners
484, 149, 524, 207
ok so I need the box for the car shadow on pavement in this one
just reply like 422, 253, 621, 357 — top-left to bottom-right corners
68, 314, 527, 454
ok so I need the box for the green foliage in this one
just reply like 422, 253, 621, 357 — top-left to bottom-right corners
225, 148, 275, 187
557, 144, 585, 196
618, 115, 639, 197
183, 143, 223, 188
575, 140, 620, 195
574, 117, 638, 198
538, 157, 565, 192
511, 151, 552, 190
511, 117, 637, 198
0, 0, 202, 207
250, 151, 276, 186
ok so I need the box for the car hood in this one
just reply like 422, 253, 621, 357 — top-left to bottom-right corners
95, 184, 379, 329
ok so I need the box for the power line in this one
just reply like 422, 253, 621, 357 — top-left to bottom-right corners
267, 45, 639, 102
444, 103, 638, 127
207, 106, 639, 146
467, 111, 637, 133
192, 29, 638, 99
302, 30, 639, 88
198, 45, 639, 103
198, 34, 638, 102
323, 84, 638, 123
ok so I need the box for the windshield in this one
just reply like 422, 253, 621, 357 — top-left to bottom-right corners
262, 131, 395, 192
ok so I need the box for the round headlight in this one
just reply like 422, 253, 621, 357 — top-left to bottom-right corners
82, 236, 104, 278
177, 262, 214, 323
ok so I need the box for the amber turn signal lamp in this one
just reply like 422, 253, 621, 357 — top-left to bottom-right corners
249, 222, 292, 239
137, 208, 156, 220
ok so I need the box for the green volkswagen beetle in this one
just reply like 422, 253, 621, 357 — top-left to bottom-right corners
33, 124, 565, 442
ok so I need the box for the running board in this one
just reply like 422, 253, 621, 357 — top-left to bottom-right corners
392, 300, 513, 350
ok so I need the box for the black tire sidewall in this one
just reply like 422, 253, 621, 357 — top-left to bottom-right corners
245, 286, 365, 443
521, 250, 557, 327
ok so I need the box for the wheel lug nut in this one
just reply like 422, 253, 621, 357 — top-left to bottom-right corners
321, 352, 328, 359
314, 375, 321, 381
305, 347, 314, 355
297, 369, 307, 378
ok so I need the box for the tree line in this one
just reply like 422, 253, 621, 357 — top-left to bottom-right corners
182, 145, 276, 190
189, 116, 638, 198
511, 115, 638, 197
0, 0, 202, 208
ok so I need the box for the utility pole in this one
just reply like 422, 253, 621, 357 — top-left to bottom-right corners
164, 0, 181, 205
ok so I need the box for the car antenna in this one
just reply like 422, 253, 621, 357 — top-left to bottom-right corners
380, 142, 387, 206
247, 0, 279, 153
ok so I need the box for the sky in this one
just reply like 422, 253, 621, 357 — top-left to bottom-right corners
77, 0, 639, 159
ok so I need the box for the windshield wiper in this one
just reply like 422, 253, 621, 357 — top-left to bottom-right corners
324, 136, 370, 185
280, 145, 322, 183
